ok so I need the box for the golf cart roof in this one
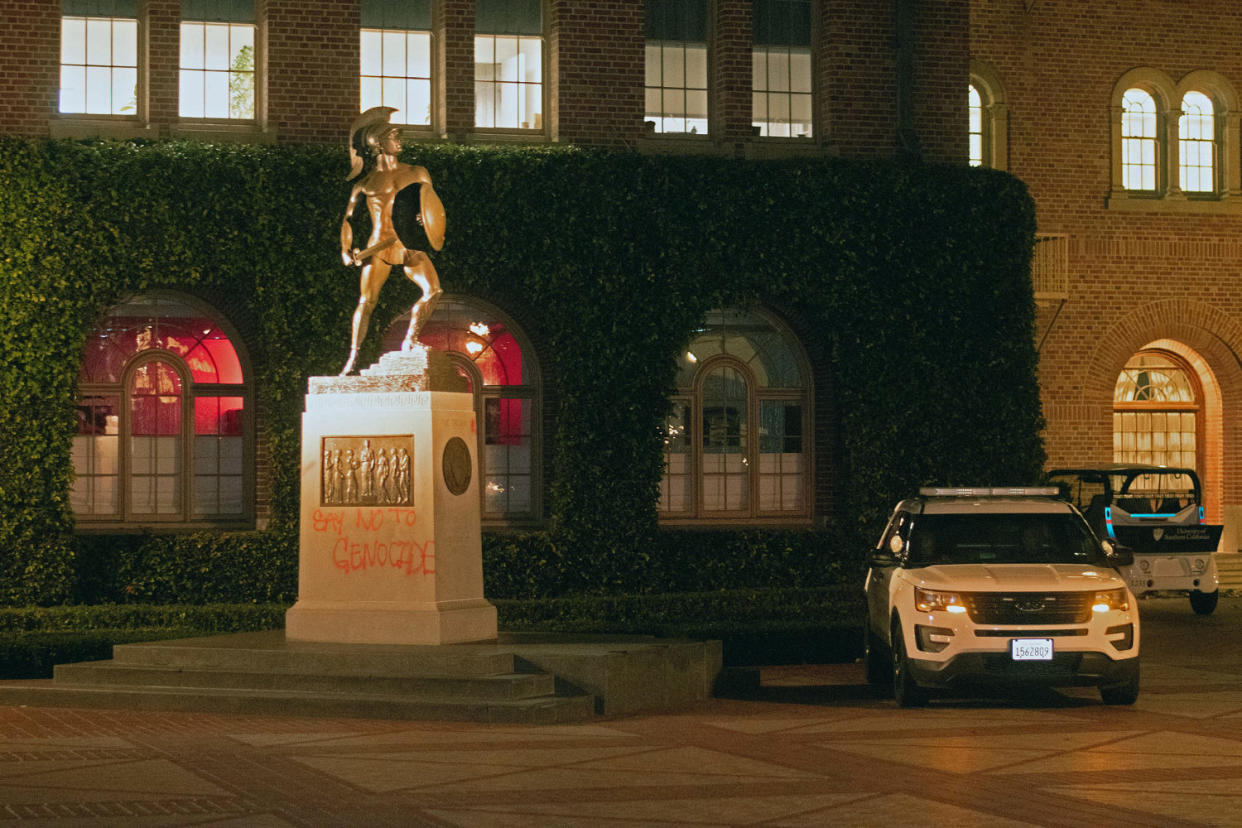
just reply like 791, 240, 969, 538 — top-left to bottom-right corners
1049, 463, 1198, 477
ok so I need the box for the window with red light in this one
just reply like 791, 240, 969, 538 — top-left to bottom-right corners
384, 296, 540, 523
73, 293, 250, 526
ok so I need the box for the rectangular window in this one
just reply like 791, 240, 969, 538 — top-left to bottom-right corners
1179, 92, 1215, 194
645, 0, 708, 135
475, 0, 542, 130
361, 0, 432, 126
752, 0, 812, 138
180, 0, 255, 119
660, 402, 692, 514
71, 396, 120, 516
758, 400, 803, 511
1114, 411, 1196, 470
482, 396, 533, 515
1121, 89, 1157, 192
129, 393, 182, 516
60, 0, 138, 116
193, 396, 244, 517
701, 365, 748, 512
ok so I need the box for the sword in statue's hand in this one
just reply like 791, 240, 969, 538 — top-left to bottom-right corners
342, 236, 399, 267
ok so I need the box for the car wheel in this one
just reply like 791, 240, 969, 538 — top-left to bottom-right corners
864, 627, 890, 687
1190, 589, 1219, 616
891, 620, 927, 708
1100, 662, 1140, 706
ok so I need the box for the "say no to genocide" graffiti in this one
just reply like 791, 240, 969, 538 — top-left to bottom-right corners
311, 507, 434, 576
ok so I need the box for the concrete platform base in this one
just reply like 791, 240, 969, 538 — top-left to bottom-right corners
284, 599, 498, 646
0, 630, 723, 722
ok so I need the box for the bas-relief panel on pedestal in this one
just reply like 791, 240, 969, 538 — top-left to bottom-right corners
321, 435, 413, 507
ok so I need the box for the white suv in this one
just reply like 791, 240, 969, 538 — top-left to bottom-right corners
864, 487, 1140, 707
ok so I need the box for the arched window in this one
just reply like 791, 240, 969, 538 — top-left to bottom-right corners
1121, 87, 1159, 191
968, 61, 1007, 170
384, 296, 541, 524
662, 308, 812, 522
1179, 90, 1215, 193
1113, 350, 1199, 470
73, 293, 250, 526
968, 83, 984, 167
1110, 69, 1241, 207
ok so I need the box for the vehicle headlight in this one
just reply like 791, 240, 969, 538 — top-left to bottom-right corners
915, 587, 968, 614
1191, 558, 1207, 575
1093, 588, 1129, 613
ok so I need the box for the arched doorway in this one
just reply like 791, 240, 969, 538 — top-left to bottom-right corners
1113, 339, 1222, 525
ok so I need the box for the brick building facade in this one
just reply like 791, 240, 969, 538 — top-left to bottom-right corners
0, 0, 975, 536
971, 0, 1242, 553
5, 0, 1237, 551
2, 0, 966, 157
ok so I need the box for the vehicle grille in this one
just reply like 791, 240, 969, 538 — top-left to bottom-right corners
962, 592, 1093, 625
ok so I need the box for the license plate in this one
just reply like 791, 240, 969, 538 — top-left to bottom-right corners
1011, 638, 1053, 661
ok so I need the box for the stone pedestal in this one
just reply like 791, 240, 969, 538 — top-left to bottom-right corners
285, 347, 498, 645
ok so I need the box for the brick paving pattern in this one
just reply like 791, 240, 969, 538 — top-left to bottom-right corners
1, 597, 1241, 826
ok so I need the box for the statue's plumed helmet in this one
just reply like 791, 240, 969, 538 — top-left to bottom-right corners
347, 106, 398, 180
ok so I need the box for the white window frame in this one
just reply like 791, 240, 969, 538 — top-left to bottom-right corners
968, 60, 1008, 170
179, 5, 258, 122
473, 0, 545, 134
1108, 68, 1242, 210
645, 39, 709, 136
360, 27, 434, 128
59, 11, 140, 117
752, 0, 813, 140
473, 33, 544, 131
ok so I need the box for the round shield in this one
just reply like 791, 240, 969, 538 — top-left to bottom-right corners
420, 183, 446, 251
391, 184, 427, 251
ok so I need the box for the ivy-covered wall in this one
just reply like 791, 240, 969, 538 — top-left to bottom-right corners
0, 138, 1044, 606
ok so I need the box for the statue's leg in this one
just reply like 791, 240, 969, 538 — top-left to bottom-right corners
340, 260, 391, 375
401, 252, 443, 351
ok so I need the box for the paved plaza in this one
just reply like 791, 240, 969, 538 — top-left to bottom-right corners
2, 596, 1242, 826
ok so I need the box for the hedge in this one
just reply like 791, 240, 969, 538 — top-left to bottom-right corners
0, 603, 287, 678
70, 528, 852, 605
0, 138, 1043, 605
0, 590, 860, 675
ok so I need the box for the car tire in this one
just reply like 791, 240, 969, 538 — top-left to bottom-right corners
1100, 662, 1140, 706
891, 619, 927, 708
864, 627, 890, 687
1190, 589, 1219, 616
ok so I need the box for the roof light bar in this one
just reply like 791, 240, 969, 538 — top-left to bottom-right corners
918, 487, 1061, 497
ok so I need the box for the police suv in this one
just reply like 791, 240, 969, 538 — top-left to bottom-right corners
864, 487, 1141, 707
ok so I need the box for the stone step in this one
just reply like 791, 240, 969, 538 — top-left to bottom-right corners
53, 661, 556, 700
0, 631, 725, 721
111, 631, 518, 677
0, 680, 596, 725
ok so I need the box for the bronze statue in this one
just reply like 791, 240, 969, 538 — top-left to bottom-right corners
339, 106, 446, 375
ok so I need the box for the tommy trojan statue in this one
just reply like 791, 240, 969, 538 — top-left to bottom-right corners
339, 106, 446, 375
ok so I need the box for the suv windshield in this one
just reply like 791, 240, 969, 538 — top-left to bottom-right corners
908, 513, 1103, 566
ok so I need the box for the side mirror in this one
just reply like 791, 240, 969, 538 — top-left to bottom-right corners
1101, 540, 1134, 568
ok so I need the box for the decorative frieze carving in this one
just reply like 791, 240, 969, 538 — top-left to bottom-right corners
321, 435, 414, 506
